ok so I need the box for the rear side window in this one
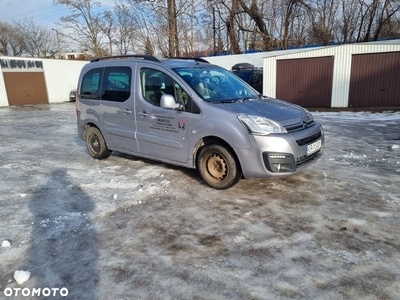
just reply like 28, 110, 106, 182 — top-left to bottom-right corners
102, 67, 131, 102
80, 68, 102, 99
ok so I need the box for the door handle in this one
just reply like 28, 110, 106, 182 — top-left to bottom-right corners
138, 111, 148, 117
122, 107, 132, 114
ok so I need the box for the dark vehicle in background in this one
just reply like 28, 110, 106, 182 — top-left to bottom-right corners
69, 89, 77, 102
231, 63, 263, 94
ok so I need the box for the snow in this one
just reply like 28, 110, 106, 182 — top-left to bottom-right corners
1, 240, 11, 248
0, 103, 399, 299
13, 270, 31, 285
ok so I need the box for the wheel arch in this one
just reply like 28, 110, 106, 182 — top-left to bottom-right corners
193, 136, 242, 173
83, 122, 101, 141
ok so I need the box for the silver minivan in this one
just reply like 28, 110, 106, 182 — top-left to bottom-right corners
76, 55, 324, 189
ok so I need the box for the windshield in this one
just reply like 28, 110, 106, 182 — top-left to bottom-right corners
173, 66, 260, 103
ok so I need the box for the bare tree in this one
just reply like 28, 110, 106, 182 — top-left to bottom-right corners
53, 0, 107, 57
307, 0, 338, 45
372, 0, 400, 40
100, 10, 115, 56
336, 0, 362, 42
0, 22, 25, 56
14, 18, 58, 57
114, 0, 169, 55
144, 37, 154, 55
113, 5, 134, 55
167, 0, 179, 56
378, 9, 400, 38
216, 0, 241, 54
203, 0, 224, 55
178, 0, 198, 56
42, 0, 399, 59
239, 0, 275, 50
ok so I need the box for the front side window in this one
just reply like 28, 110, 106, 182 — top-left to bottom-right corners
101, 67, 131, 102
140, 68, 190, 109
80, 68, 102, 99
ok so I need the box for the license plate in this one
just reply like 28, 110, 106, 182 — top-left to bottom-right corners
306, 139, 322, 156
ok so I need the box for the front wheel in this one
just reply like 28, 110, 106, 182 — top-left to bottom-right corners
85, 127, 112, 159
197, 144, 242, 189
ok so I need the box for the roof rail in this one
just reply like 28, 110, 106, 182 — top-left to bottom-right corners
90, 54, 160, 63
169, 57, 210, 64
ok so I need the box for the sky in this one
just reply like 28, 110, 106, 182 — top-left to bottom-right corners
0, 0, 113, 29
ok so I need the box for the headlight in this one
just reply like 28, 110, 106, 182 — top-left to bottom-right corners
237, 114, 287, 135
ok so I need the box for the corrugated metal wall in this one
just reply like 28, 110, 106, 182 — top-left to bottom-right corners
276, 56, 333, 107
263, 42, 400, 107
349, 52, 400, 107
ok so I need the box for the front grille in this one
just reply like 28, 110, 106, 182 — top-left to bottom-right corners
296, 131, 321, 146
285, 118, 316, 133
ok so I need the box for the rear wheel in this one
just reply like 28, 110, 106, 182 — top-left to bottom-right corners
197, 144, 241, 189
85, 127, 111, 159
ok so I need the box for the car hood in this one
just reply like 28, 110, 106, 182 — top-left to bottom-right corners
215, 97, 310, 124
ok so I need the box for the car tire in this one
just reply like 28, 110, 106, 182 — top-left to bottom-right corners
85, 126, 112, 159
197, 144, 241, 189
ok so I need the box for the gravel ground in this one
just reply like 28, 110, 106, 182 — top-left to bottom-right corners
0, 103, 399, 300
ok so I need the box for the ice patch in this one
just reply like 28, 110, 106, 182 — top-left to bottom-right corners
391, 144, 399, 150
14, 270, 31, 284
347, 219, 367, 226
39, 212, 89, 230
2, 240, 11, 247
371, 211, 393, 218
0, 164, 13, 169
313, 111, 400, 121
292, 232, 313, 243
322, 247, 383, 264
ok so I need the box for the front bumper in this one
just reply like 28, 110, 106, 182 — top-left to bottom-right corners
236, 123, 324, 178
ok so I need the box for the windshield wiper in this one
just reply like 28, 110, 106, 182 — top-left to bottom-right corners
209, 97, 258, 104
208, 99, 236, 104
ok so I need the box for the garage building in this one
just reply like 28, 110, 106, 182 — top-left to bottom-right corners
206, 40, 400, 108
0, 57, 87, 107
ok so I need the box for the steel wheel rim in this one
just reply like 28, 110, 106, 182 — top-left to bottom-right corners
206, 153, 227, 180
89, 133, 100, 154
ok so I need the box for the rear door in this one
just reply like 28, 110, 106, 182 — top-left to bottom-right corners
100, 65, 138, 153
134, 64, 200, 163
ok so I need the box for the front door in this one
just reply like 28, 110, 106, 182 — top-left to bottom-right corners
134, 66, 199, 163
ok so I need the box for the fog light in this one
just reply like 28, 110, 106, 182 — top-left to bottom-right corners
263, 152, 295, 173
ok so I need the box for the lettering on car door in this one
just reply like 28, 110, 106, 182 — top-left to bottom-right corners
135, 66, 198, 163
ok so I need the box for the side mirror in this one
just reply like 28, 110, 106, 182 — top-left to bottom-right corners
160, 94, 185, 111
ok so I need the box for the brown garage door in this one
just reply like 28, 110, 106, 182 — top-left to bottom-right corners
349, 52, 400, 107
3, 71, 48, 106
276, 56, 333, 107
